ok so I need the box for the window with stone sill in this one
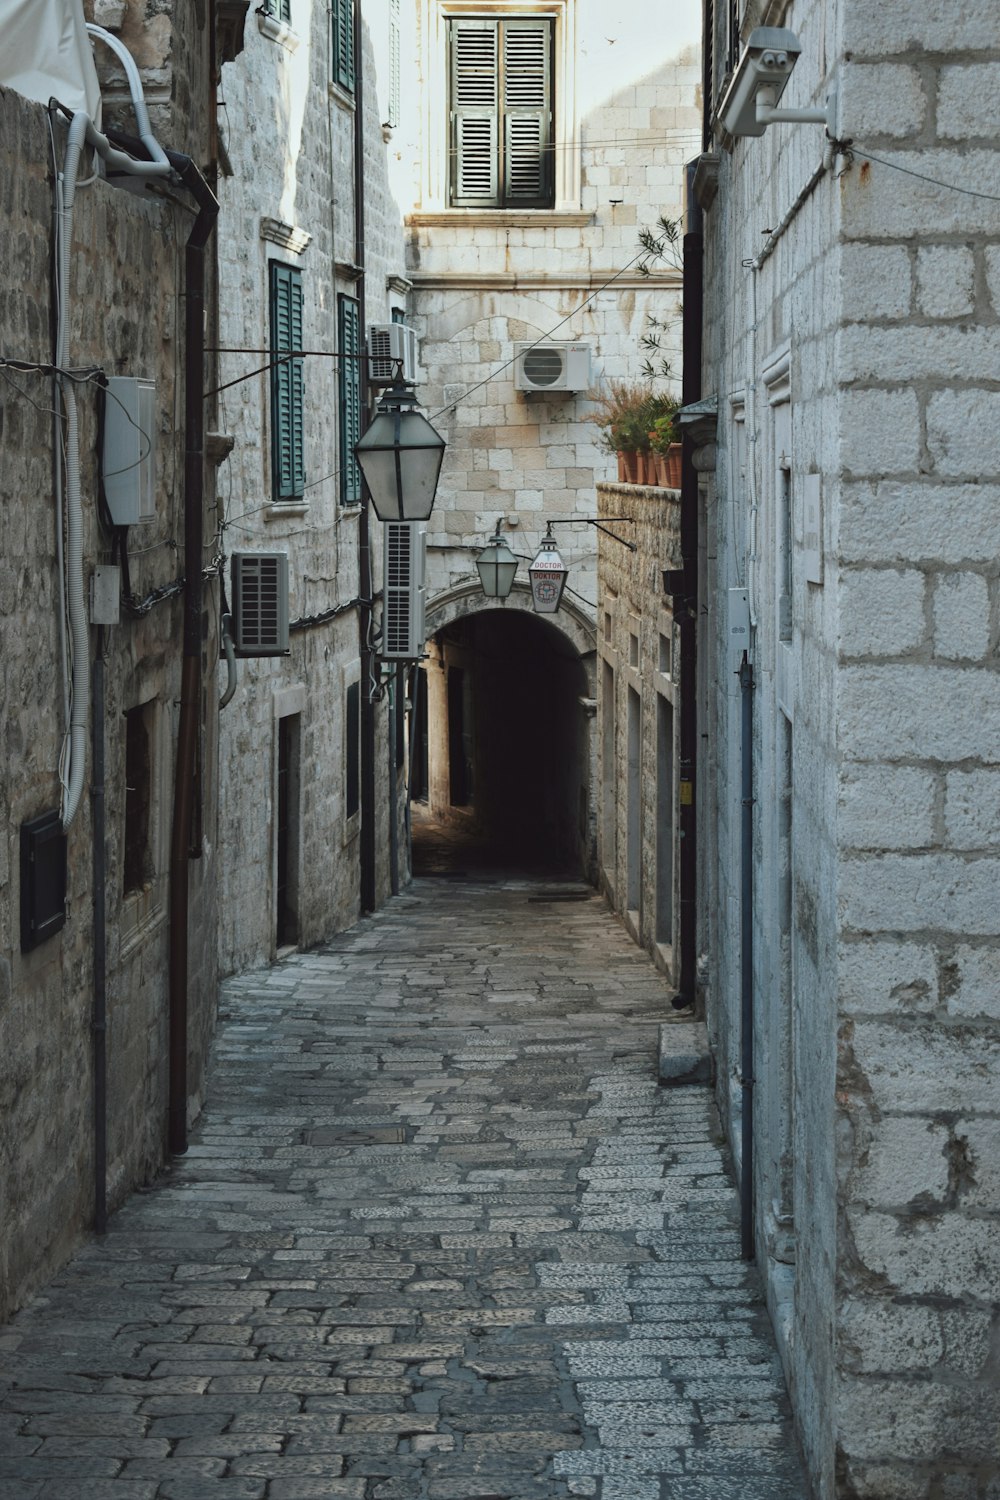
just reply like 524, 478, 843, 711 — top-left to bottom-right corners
449, 15, 554, 208
418, 0, 578, 213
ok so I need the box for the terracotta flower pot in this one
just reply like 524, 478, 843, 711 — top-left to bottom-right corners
620, 450, 640, 484
636, 450, 652, 485
664, 443, 683, 488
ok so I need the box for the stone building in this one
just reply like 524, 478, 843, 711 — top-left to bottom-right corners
692, 0, 1000, 1492
390, 0, 702, 871
594, 480, 684, 980
0, 0, 221, 1318
214, 0, 411, 974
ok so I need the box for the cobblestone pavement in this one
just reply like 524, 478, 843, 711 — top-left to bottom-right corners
0, 875, 808, 1500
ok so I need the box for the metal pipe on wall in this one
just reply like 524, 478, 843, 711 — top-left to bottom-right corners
354, 0, 377, 913
677, 160, 704, 1009
91, 628, 107, 1236
165, 149, 219, 1157
740, 653, 756, 1261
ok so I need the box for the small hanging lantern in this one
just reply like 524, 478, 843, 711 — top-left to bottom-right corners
528, 525, 569, 613
354, 378, 446, 522
476, 530, 519, 599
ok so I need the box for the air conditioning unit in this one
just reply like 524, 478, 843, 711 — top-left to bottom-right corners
103, 376, 156, 524
381, 521, 427, 660
514, 341, 591, 393
231, 552, 290, 657
368, 322, 419, 386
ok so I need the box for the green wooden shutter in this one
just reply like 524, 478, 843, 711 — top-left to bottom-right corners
269, 262, 305, 501
501, 19, 552, 206
332, 0, 354, 92
263, 0, 291, 22
339, 294, 362, 507
450, 18, 500, 206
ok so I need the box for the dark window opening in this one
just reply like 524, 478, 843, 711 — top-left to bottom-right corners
346, 680, 360, 819
124, 703, 152, 896
276, 714, 300, 947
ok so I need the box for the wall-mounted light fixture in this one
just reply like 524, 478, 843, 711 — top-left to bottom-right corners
528, 525, 570, 614
475, 530, 519, 599
354, 378, 446, 522
717, 28, 834, 139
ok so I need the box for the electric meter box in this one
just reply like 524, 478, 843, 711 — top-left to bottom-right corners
103, 376, 156, 525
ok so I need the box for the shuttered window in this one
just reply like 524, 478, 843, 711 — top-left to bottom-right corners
263, 0, 291, 21
449, 16, 553, 209
338, 294, 362, 506
332, 0, 354, 92
269, 262, 305, 502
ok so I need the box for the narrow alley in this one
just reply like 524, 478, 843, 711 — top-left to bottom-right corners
0, 874, 806, 1500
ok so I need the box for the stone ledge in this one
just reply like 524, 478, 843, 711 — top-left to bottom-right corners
658, 1021, 713, 1086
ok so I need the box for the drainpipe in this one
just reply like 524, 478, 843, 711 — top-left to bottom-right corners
739, 653, 755, 1260
677, 161, 703, 1008
91, 628, 107, 1235
354, 0, 377, 912
389, 668, 400, 895
163, 148, 220, 1156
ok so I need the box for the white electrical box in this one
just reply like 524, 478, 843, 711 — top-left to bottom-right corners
103, 376, 156, 525
231, 552, 290, 657
381, 521, 427, 660
728, 586, 751, 679
368, 323, 419, 386
514, 341, 591, 393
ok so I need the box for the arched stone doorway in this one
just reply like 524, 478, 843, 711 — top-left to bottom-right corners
412, 584, 597, 878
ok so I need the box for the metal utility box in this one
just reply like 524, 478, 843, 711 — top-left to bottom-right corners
231, 552, 290, 656
381, 521, 427, 659
103, 376, 156, 525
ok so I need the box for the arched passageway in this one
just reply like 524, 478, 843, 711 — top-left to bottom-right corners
411, 596, 595, 878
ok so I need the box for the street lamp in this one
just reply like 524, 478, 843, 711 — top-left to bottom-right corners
354, 378, 446, 522
475, 530, 519, 599
528, 525, 569, 614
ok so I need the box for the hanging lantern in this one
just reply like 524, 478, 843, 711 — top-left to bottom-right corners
476, 530, 519, 599
354, 379, 446, 522
528, 526, 569, 613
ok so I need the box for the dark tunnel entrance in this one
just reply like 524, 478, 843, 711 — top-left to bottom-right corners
410, 607, 594, 878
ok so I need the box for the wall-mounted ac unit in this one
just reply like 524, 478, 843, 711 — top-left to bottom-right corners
381, 521, 427, 660
103, 376, 156, 524
368, 323, 419, 386
231, 552, 290, 656
514, 341, 591, 393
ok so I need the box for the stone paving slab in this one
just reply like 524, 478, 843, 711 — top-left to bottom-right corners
0, 876, 808, 1498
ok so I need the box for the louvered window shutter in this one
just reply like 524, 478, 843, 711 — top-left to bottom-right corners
332, 0, 354, 92
451, 19, 500, 206
449, 17, 552, 209
269, 263, 305, 501
502, 19, 552, 205
338, 294, 362, 506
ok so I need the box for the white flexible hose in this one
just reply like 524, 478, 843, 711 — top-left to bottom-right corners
58, 112, 90, 830
85, 24, 170, 167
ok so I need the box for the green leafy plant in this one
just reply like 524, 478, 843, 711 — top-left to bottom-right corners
647, 398, 680, 454
588, 381, 657, 454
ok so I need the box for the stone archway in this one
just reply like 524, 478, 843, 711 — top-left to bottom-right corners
415, 583, 598, 877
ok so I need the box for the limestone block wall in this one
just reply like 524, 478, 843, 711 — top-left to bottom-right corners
699, 0, 1000, 1492
0, 83, 218, 1319
831, 3, 1000, 1493
595, 481, 683, 983
215, 0, 411, 975
388, 0, 701, 626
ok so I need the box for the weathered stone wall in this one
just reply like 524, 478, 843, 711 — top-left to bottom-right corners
385, 0, 701, 870
215, 0, 411, 975
699, 0, 1000, 1492
595, 481, 682, 981
0, 72, 218, 1319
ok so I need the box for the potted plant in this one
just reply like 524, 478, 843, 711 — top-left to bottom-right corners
647, 395, 682, 488
589, 381, 656, 483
